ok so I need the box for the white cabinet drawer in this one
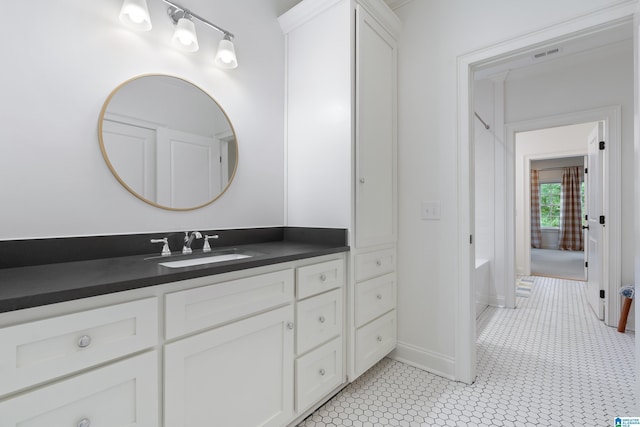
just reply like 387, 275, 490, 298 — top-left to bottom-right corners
0, 351, 158, 426
295, 337, 343, 413
165, 269, 294, 340
355, 273, 396, 327
355, 310, 396, 376
355, 248, 395, 282
296, 289, 342, 355
296, 259, 344, 300
0, 297, 158, 396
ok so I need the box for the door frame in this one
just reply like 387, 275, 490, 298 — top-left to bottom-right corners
505, 107, 621, 317
455, 2, 635, 385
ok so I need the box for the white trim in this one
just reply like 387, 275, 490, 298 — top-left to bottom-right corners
389, 341, 456, 380
457, 1, 635, 385
632, 3, 640, 415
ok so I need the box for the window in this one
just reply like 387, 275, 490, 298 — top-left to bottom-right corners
539, 183, 561, 227
539, 181, 586, 228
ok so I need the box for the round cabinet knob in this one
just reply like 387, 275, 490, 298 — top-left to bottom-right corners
77, 335, 92, 348
359, 178, 366, 184
318, 315, 326, 324
319, 274, 327, 282
286, 322, 294, 330
376, 294, 383, 300
77, 418, 91, 427
319, 368, 326, 376
377, 335, 383, 342
376, 260, 382, 267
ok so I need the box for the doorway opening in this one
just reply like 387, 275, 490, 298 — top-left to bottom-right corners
457, 10, 632, 384
516, 123, 599, 283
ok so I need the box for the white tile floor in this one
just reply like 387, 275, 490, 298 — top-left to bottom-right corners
298, 276, 635, 426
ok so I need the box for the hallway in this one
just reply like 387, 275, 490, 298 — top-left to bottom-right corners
298, 276, 635, 426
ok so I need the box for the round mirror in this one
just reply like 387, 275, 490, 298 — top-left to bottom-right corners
98, 75, 238, 211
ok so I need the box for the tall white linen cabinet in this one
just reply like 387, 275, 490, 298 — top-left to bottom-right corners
279, 0, 400, 380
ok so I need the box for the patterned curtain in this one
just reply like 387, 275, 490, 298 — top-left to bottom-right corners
530, 169, 542, 248
559, 166, 584, 251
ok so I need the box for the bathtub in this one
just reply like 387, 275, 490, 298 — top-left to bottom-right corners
475, 258, 490, 318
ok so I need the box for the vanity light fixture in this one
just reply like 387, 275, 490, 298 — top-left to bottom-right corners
214, 34, 238, 69
119, 0, 152, 31
170, 10, 199, 52
118, 0, 238, 68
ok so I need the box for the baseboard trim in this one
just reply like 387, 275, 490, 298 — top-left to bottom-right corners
389, 341, 455, 380
489, 295, 506, 307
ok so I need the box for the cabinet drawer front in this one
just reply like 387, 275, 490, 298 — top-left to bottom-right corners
295, 337, 343, 412
355, 310, 396, 376
355, 273, 396, 327
165, 269, 294, 340
355, 248, 395, 282
0, 297, 158, 397
0, 351, 158, 426
296, 289, 342, 355
296, 259, 344, 300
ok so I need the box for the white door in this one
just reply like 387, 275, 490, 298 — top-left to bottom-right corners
355, 6, 397, 248
583, 155, 589, 280
586, 122, 605, 320
101, 120, 156, 201
156, 127, 221, 209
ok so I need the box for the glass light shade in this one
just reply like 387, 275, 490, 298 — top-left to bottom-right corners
215, 37, 238, 69
119, 0, 152, 31
172, 17, 199, 52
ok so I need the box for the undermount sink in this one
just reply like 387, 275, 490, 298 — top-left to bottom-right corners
151, 249, 257, 268
159, 253, 251, 268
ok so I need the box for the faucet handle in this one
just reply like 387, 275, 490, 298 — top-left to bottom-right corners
150, 238, 171, 256
203, 234, 219, 252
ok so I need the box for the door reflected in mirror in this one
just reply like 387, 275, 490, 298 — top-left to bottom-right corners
98, 75, 238, 210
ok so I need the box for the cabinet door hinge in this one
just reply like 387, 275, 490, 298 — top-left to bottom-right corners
470, 235, 473, 244
599, 141, 606, 150
599, 215, 605, 225
585, 261, 588, 268
600, 290, 605, 299
584, 168, 588, 174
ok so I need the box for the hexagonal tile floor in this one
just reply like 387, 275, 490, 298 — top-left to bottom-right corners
298, 276, 635, 426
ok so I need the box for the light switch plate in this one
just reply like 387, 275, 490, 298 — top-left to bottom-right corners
421, 201, 441, 220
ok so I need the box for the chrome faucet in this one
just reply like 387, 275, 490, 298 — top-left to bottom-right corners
182, 231, 202, 254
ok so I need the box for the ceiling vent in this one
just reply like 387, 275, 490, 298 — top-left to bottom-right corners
533, 47, 561, 60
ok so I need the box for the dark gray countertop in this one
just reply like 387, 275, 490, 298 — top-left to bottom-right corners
0, 240, 349, 313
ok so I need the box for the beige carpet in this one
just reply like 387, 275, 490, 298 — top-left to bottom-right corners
530, 248, 586, 281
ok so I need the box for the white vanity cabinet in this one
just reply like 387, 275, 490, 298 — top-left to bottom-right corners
280, 0, 400, 381
0, 253, 348, 427
294, 260, 346, 414
163, 269, 296, 427
0, 298, 159, 426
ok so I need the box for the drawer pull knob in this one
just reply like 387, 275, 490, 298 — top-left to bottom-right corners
377, 335, 383, 342
77, 335, 92, 348
318, 315, 326, 323
319, 274, 327, 282
286, 322, 294, 330
377, 294, 383, 300
376, 260, 382, 267
319, 368, 326, 376
77, 418, 91, 427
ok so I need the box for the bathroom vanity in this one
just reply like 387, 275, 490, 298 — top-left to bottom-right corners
0, 229, 350, 426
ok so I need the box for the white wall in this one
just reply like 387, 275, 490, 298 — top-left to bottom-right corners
0, 0, 291, 239
393, 0, 634, 379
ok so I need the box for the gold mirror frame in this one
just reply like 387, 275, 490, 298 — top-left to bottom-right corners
98, 74, 238, 211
